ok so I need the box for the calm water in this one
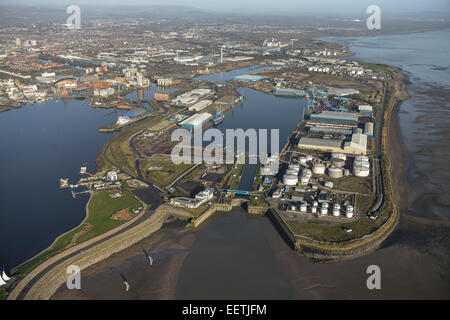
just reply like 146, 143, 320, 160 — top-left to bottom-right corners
0, 100, 116, 269
0, 86, 179, 270
326, 29, 450, 220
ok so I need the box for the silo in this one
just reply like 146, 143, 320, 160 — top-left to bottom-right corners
328, 167, 344, 178
286, 169, 299, 176
346, 206, 354, 218
283, 174, 298, 186
331, 153, 346, 161
313, 163, 326, 174
354, 167, 370, 177
331, 158, 345, 168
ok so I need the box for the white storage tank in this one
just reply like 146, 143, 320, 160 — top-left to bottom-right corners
300, 203, 307, 212
331, 158, 346, 168
299, 156, 307, 165
313, 163, 326, 174
311, 206, 317, 214
306, 155, 313, 162
322, 202, 329, 209
331, 153, 347, 161
344, 169, 350, 176
328, 167, 344, 178
346, 207, 354, 218
288, 164, 300, 171
291, 205, 297, 211
355, 155, 369, 162
313, 201, 318, 207
333, 209, 340, 217
354, 160, 370, 168
354, 167, 370, 177
286, 169, 299, 175
334, 203, 341, 211
283, 174, 298, 186
321, 207, 328, 216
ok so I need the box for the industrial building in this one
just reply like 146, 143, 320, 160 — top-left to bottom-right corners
309, 111, 358, 125
359, 105, 373, 114
343, 133, 368, 155
116, 108, 147, 125
178, 112, 212, 129
298, 137, 344, 153
274, 88, 306, 96
364, 122, 374, 136
188, 99, 213, 112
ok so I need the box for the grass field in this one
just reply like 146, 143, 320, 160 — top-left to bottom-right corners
15, 190, 141, 276
287, 217, 383, 242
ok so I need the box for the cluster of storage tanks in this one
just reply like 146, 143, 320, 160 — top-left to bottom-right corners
319, 202, 354, 218
290, 201, 354, 218
353, 155, 370, 177
282, 163, 300, 186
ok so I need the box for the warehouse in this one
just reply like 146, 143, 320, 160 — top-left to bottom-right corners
343, 133, 368, 155
309, 111, 358, 125
178, 112, 212, 129
116, 107, 148, 125
364, 122, 374, 136
188, 99, 213, 112
298, 137, 343, 153
359, 104, 373, 115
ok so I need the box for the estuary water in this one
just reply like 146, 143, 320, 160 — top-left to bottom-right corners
325, 29, 450, 221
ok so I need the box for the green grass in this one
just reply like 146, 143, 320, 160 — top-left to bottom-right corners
77, 190, 140, 242
360, 62, 388, 72
356, 194, 376, 215
334, 176, 374, 194
14, 190, 141, 276
287, 218, 383, 242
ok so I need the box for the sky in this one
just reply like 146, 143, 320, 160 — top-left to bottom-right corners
1, 0, 449, 15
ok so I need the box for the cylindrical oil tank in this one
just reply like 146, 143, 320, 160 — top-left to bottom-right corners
334, 203, 341, 211
300, 203, 307, 212
331, 158, 345, 168
344, 169, 350, 176
321, 207, 328, 216
311, 206, 317, 214
283, 174, 298, 186
333, 209, 340, 217
355, 155, 369, 162
322, 202, 329, 209
346, 210, 354, 219
313, 163, 326, 174
313, 201, 318, 207
328, 167, 344, 178
291, 205, 296, 211
288, 164, 300, 171
331, 153, 347, 161
299, 156, 307, 165
354, 167, 370, 177
286, 169, 299, 175
354, 160, 370, 168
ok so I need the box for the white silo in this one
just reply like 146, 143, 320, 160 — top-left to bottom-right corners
313, 163, 326, 175
328, 167, 344, 178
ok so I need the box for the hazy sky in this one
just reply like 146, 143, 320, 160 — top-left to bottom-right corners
1, 0, 449, 15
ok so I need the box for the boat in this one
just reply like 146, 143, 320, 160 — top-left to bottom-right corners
212, 107, 224, 125
2, 270, 10, 281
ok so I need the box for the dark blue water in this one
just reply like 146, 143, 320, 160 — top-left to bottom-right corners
0, 100, 118, 269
